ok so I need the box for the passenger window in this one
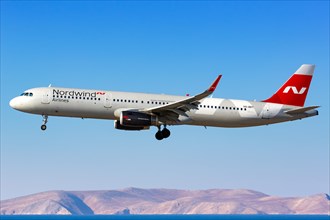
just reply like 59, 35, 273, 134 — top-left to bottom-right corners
98, 98, 101, 101
141, 101, 144, 104
113, 99, 116, 102
233, 107, 235, 110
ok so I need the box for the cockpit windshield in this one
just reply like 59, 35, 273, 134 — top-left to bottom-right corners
20, 92, 33, 97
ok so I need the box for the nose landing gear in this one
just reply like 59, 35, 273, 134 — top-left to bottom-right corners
155, 126, 171, 140
41, 115, 48, 131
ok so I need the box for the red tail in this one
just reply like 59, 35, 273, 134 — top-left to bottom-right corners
262, 64, 315, 107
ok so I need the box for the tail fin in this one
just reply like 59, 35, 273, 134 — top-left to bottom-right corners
262, 64, 315, 107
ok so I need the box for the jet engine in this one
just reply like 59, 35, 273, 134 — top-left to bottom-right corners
114, 111, 158, 130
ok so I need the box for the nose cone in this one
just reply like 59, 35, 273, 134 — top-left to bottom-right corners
9, 96, 35, 113
9, 97, 20, 110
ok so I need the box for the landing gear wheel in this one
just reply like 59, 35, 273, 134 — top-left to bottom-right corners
162, 128, 171, 139
155, 131, 164, 140
41, 115, 48, 131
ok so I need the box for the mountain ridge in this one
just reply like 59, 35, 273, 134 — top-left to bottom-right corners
1, 188, 329, 215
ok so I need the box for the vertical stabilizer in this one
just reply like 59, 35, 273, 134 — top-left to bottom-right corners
262, 64, 315, 107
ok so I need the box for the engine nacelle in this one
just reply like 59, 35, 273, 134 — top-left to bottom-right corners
114, 120, 149, 131
120, 111, 158, 127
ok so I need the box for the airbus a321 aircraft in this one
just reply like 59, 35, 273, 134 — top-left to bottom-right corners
10, 64, 319, 140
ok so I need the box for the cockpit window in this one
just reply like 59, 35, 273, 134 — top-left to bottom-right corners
20, 92, 33, 97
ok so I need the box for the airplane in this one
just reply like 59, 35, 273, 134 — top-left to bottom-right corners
9, 64, 319, 140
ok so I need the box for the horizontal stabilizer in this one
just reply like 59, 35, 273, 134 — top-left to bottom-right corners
284, 106, 320, 114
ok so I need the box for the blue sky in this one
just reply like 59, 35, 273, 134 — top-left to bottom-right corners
1, 1, 329, 200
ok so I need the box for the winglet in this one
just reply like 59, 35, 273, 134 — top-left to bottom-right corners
207, 75, 222, 92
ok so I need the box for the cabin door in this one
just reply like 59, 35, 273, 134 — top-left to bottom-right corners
104, 93, 112, 108
41, 89, 51, 104
261, 104, 274, 119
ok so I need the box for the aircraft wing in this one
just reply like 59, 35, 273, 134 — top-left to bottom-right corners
284, 106, 320, 115
141, 75, 221, 123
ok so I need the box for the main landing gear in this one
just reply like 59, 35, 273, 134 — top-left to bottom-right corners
155, 125, 171, 141
41, 115, 48, 131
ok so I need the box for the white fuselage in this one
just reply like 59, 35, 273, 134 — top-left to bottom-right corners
10, 87, 318, 128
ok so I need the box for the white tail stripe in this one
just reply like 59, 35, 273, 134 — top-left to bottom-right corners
294, 64, 315, 75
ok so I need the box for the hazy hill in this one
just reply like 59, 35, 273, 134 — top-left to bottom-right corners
1, 188, 329, 215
